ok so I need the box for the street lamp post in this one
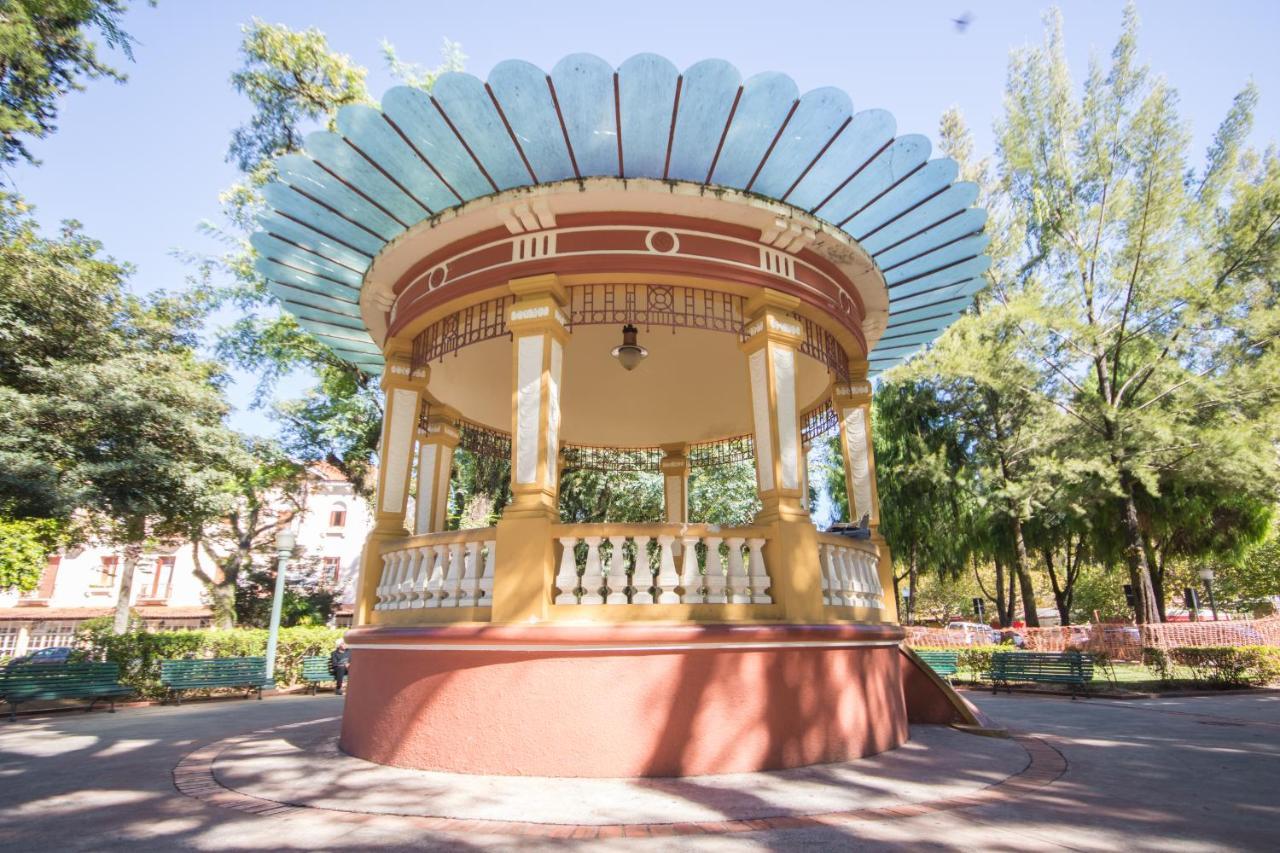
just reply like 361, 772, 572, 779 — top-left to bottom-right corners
1198, 567, 1219, 622
265, 529, 296, 681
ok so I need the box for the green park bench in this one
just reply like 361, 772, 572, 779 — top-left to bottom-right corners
300, 655, 335, 694
988, 651, 1094, 698
1, 662, 132, 720
160, 657, 274, 705
914, 650, 960, 682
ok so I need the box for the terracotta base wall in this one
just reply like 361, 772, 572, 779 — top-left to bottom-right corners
340, 623, 909, 778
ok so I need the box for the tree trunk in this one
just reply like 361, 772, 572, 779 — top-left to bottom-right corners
1044, 547, 1072, 626
113, 524, 145, 634
1119, 478, 1162, 624
905, 551, 918, 625
1004, 560, 1019, 628
993, 556, 1007, 627
1010, 516, 1040, 626
1142, 534, 1168, 622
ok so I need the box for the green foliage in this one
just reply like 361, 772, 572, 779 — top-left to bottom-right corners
0, 0, 143, 168
912, 645, 1002, 682
558, 470, 664, 523
689, 461, 760, 527
227, 18, 369, 173
0, 515, 62, 591
1168, 646, 1280, 688
76, 618, 344, 698
0, 195, 240, 536
381, 37, 465, 91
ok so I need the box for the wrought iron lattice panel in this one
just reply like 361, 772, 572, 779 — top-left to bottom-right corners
688, 435, 755, 467
560, 444, 662, 473
801, 397, 839, 447
410, 295, 511, 374
566, 284, 746, 334
791, 313, 850, 382
458, 420, 512, 460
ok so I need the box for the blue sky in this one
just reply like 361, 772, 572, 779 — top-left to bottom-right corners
11, 0, 1280, 437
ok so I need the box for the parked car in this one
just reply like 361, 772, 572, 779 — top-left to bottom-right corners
945, 622, 998, 645
4, 646, 73, 669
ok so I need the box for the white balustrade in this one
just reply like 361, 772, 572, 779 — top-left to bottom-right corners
375, 532, 497, 611
818, 538, 884, 610
552, 527, 773, 606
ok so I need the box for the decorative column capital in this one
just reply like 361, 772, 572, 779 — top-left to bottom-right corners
507, 274, 570, 342
418, 404, 462, 448
741, 290, 803, 354
659, 442, 691, 475
382, 353, 428, 392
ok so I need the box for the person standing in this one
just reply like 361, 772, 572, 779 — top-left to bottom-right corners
329, 638, 352, 695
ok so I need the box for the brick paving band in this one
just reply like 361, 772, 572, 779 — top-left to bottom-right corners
171, 719, 1067, 838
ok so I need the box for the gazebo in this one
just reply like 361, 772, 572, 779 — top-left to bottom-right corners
253, 53, 988, 777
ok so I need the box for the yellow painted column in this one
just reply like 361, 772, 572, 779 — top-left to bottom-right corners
491, 274, 569, 623
832, 363, 880, 529
355, 356, 427, 625
660, 443, 690, 523
415, 405, 461, 535
833, 361, 897, 623
741, 289, 825, 622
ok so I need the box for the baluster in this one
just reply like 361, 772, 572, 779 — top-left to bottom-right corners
746, 538, 770, 603
448, 543, 468, 607
396, 549, 417, 609
410, 546, 432, 608
374, 553, 391, 610
679, 535, 702, 603
605, 535, 630, 604
725, 537, 749, 603
426, 544, 448, 608
631, 536, 653, 603
579, 536, 605, 604
655, 535, 680, 604
866, 551, 885, 604
837, 548, 856, 606
819, 544, 837, 605
382, 551, 402, 609
385, 551, 405, 609
703, 536, 727, 603
554, 537, 579, 604
464, 541, 482, 605
478, 541, 496, 604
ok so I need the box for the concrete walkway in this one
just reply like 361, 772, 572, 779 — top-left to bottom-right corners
0, 690, 1276, 850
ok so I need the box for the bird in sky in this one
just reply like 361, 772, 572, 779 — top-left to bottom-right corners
953, 12, 973, 33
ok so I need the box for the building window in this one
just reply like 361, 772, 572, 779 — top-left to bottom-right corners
147, 556, 176, 600
94, 557, 118, 587
29, 622, 75, 650
0, 625, 20, 660
329, 507, 347, 528
322, 557, 341, 583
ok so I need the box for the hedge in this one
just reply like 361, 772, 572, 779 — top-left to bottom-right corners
1167, 646, 1280, 688
75, 621, 345, 699
912, 646, 1002, 682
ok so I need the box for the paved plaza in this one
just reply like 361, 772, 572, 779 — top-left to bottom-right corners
0, 690, 1276, 850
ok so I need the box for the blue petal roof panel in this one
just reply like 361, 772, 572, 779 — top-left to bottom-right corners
251, 53, 991, 376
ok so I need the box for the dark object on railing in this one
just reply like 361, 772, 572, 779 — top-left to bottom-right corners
828, 514, 872, 540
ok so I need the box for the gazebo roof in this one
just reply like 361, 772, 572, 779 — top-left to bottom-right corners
252, 53, 989, 375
